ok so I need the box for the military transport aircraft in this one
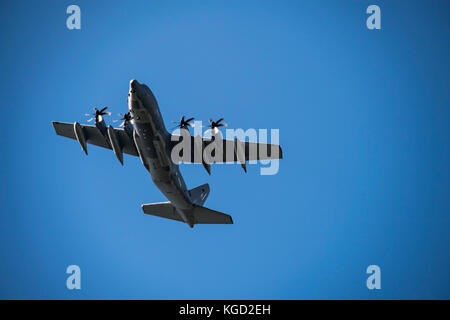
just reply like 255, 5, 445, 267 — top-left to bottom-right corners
52, 79, 282, 227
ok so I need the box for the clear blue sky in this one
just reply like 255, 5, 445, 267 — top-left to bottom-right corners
0, 0, 449, 299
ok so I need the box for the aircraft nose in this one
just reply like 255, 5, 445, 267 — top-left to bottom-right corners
129, 79, 139, 91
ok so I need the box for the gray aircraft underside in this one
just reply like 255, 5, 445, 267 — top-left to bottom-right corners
52, 79, 283, 227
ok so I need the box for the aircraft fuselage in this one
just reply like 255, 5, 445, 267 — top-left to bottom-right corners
127, 79, 195, 225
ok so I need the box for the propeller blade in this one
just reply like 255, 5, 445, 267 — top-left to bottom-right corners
207, 117, 226, 130
172, 115, 195, 131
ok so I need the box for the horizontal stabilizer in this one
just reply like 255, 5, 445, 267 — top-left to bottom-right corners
142, 202, 233, 226
191, 205, 233, 224
141, 202, 183, 222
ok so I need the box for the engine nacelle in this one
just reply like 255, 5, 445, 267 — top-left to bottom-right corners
107, 126, 123, 165
202, 161, 211, 175
73, 122, 88, 155
234, 138, 247, 173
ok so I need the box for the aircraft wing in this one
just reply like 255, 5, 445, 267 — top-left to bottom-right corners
52, 121, 138, 157
171, 134, 283, 164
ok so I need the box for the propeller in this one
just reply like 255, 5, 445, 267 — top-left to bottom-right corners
113, 112, 133, 127
208, 118, 227, 131
172, 115, 195, 130
85, 107, 111, 123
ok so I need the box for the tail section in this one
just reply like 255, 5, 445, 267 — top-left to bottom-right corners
141, 202, 183, 222
190, 205, 233, 225
142, 201, 232, 227
188, 183, 210, 206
